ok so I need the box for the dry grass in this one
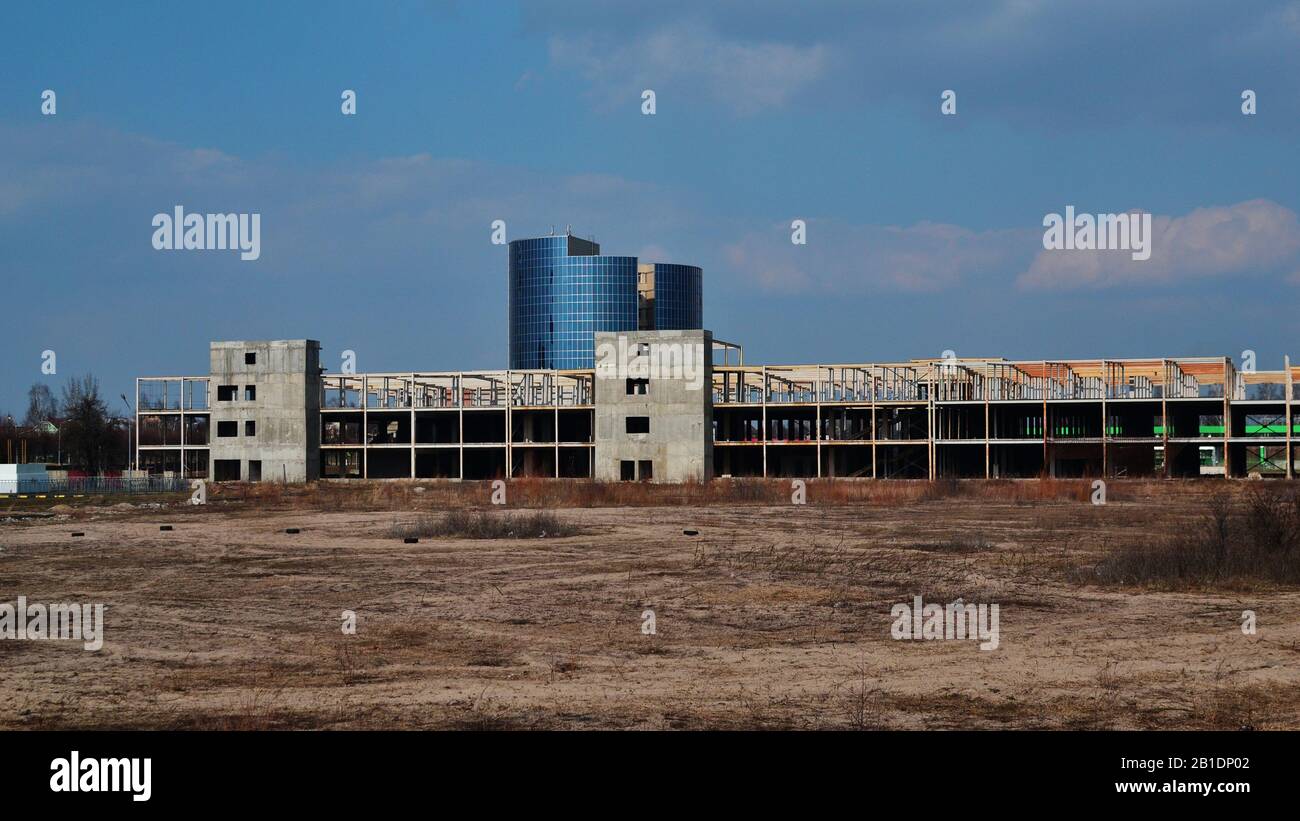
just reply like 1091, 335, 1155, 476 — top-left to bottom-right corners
839, 661, 889, 730
1073, 485, 1300, 589
6, 481, 1300, 731
389, 509, 580, 540
909, 535, 993, 553
209, 475, 1117, 513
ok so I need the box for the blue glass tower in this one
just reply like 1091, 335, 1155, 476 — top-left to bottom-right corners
650, 263, 703, 331
508, 233, 704, 370
509, 235, 638, 370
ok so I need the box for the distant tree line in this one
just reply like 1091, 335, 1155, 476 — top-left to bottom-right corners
2, 376, 129, 472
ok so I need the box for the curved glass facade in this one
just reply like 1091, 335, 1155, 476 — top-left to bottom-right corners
509, 235, 705, 370
651, 264, 703, 331
509, 236, 638, 370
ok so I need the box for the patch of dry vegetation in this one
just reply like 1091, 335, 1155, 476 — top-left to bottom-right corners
389, 509, 580, 540
208, 475, 1110, 512
1073, 486, 1300, 589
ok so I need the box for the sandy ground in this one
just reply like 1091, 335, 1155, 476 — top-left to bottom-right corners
2, 492, 1298, 729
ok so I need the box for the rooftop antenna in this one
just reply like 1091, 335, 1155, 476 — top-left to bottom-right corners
566, 223, 572, 235
549, 225, 555, 236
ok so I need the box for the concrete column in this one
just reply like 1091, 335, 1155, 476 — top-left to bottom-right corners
761, 367, 768, 478
815, 367, 822, 479
1101, 383, 1108, 478
1287, 355, 1293, 479
505, 371, 513, 479
870, 383, 877, 479
362, 374, 368, 479
984, 394, 990, 479
134, 378, 141, 474
1160, 360, 1170, 479
179, 378, 186, 479
1223, 359, 1231, 479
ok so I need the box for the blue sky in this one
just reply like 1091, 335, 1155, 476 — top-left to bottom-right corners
2, 0, 1299, 416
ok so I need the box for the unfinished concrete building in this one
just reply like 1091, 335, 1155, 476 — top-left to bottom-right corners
712, 356, 1297, 480
133, 228, 1297, 482
137, 340, 1300, 482
138, 341, 320, 483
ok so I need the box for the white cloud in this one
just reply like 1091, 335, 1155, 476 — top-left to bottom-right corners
548, 22, 830, 115
723, 220, 1032, 294
529, 0, 1300, 128
0, 122, 701, 279
1018, 199, 1300, 289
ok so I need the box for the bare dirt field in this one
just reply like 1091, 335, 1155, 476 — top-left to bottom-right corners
2, 481, 1298, 730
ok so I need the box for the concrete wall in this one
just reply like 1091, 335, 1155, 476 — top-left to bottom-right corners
593, 329, 712, 482
208, 340, 320, 482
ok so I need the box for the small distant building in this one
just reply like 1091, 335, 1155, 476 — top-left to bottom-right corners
1, 421, 61, 466
0, 464, 50, 494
